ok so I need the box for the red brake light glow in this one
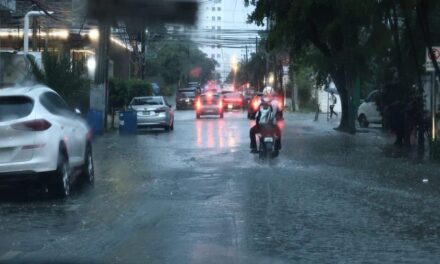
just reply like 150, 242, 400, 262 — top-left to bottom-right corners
11, 119, 52, 131
253, 100, 259, 110
196, 99, 201, 110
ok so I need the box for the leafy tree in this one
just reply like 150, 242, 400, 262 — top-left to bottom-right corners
145, 38, 218, 87
29, 52, 91, 111
226, 51, 267, 90
109, 78, 152, 109
246, 0, 388, 133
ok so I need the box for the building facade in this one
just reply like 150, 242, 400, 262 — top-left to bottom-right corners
195, 0, 261, 81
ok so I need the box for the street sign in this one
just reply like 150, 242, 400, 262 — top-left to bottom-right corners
425, 47, 440, 72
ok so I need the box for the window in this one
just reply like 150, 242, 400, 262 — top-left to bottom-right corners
130, 97, 164, 106
212, 16, 215, 21
0, 96, 34, 122
217, 26, 221, 30
217, 16, 221, 21
211, 54, 215, 58
212, 26, 215, 30
212, 7, 215, 11
40, 92, 73, 117
217, 54, 221, 58
217, 7, 221, 11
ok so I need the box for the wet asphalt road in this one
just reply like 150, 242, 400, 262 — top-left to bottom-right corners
1, 110, 440, 264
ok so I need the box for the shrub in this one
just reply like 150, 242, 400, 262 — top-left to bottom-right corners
109, 78, 152, 109
29, 52, 91, 112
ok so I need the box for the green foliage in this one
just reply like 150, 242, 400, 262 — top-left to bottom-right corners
28, 52, 91, 111
432, 140, 440, 161
225, 51, 266, 90
295, 65, 314, 107
109, 78, 152, 109
246, 0, 440, 136
145, 38, 218, 86
161, 85, 175, 97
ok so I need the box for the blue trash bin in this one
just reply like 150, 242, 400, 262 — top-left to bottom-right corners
119, 110, 137, 135
87, 109, 104, 136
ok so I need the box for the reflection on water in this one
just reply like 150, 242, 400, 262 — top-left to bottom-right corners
195, 119, 238, 149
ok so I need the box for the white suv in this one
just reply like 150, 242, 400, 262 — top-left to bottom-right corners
0, 85, 94, 197
358, 90, 382, 128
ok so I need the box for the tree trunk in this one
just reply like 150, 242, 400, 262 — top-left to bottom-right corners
332, 69, 350, 132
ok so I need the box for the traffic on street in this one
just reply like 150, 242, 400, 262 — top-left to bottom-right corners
2, 0, 440, 263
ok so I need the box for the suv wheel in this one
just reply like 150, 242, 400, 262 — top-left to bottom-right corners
359, 114, 369, 128
50, 151, 70, 197
81, 145, 94, 185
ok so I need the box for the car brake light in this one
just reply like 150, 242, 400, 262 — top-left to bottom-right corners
11, 119, 52, 131
196, 99, 201, 110
253, 100, 259, 110
218, 100, 223, 108
278, 101, 283, 110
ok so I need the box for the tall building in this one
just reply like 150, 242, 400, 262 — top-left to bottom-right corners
194, 0, 262, 81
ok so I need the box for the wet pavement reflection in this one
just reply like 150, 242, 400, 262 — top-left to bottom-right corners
0, 111, 440, 263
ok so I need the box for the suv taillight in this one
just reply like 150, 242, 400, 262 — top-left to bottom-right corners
11, 119, 52, 131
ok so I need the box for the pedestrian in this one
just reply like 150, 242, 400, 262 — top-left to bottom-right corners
330, 92, 338, 119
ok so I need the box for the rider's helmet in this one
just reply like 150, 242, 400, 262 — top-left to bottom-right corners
263, 86, 274, 96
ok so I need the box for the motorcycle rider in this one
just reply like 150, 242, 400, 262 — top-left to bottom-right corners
249, 87, 282, 154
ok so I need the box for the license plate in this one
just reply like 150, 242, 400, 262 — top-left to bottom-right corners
264, 137, 274, 142
228, 104, 233, 109
142, 111, 149, 115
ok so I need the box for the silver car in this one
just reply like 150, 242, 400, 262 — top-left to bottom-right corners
129, 96, 174, 131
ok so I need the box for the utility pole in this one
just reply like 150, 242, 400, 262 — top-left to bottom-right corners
91, 20, 110, 131
255, 37, 258, 53
245, 45, 248, 64
32, 17, 37, 51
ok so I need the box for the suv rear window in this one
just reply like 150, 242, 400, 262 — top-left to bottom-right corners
0, 96, 34, 122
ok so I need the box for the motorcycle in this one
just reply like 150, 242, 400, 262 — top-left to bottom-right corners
258, 126, 278, 159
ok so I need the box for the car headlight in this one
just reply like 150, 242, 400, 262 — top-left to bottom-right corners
158, 112, 166, 117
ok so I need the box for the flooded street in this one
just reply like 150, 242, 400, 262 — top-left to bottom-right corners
1, 111, 440, 263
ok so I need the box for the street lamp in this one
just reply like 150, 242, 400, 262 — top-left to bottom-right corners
23, 11, 54, 54
231, 55, 238, 89
268, 72, 274, 86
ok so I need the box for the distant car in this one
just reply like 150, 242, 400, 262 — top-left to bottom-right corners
358, 90, 381, 127
0, 85, 94, 197
247, 92, 263, 119
129, 96, 174, 131
175, 89, 196, 110
222, 92, 244, 111
195, 92, 223, 119
243, 89, 255, 108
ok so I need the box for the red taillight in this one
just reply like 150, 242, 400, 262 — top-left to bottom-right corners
253, 100, 259, 110
196, 99, 201, 110
218, 100, 223, 108
11, 119, 52, 131
278, 101, 283, 110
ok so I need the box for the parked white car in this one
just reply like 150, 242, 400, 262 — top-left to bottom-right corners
0, 85, 94, 197
358, 90, 382, 127
129, 96, 174, 131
